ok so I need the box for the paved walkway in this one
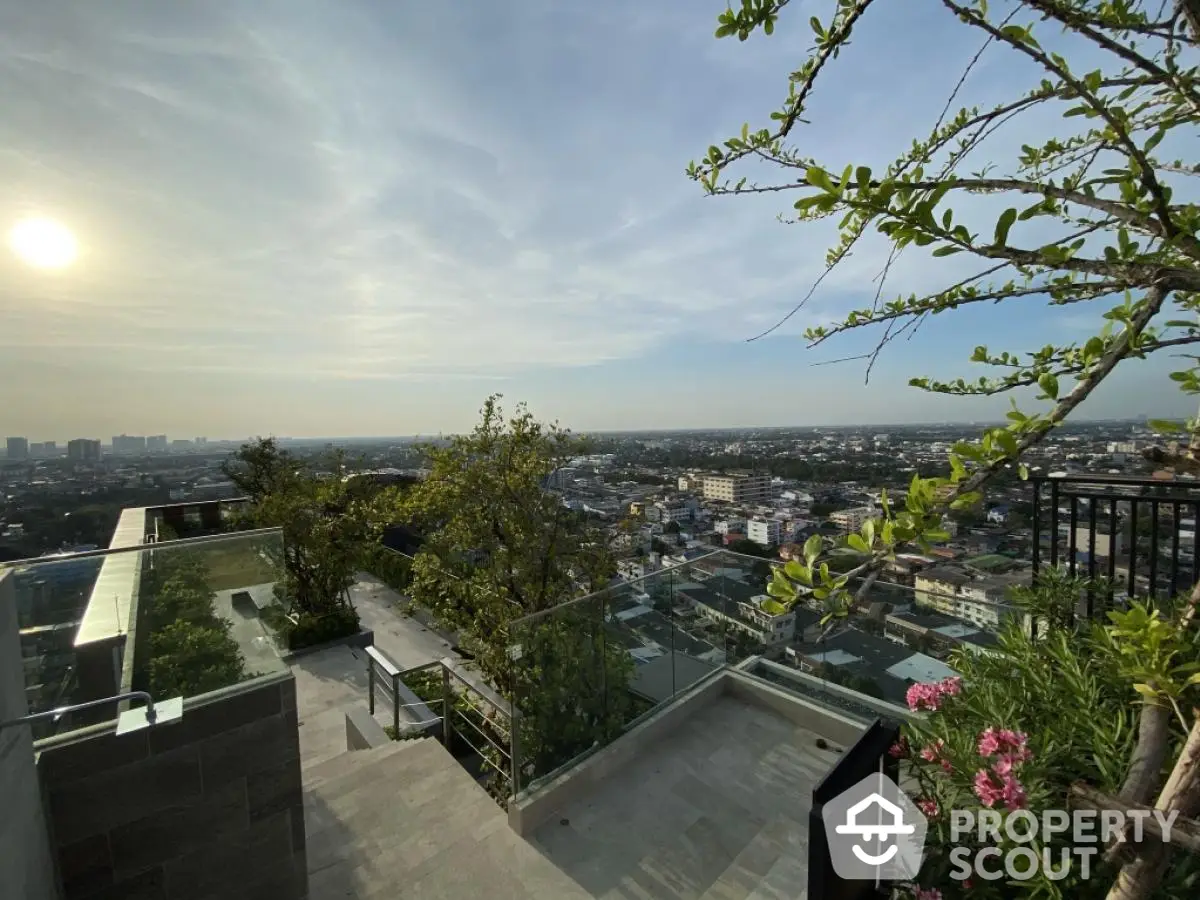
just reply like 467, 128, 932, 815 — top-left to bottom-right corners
292, 574, 460, 768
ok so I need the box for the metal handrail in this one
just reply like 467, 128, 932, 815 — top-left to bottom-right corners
0, 526, 284, 568
450, 705, 512, 762
0, 690, 160, 733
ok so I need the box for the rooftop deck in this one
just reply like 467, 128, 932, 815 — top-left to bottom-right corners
529, 693, 840, 899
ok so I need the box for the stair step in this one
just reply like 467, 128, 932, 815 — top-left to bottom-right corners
303, 738, 430, 789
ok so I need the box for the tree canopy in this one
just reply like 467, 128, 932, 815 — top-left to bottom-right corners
400, 396, 637, 778
224, 438, 399, 622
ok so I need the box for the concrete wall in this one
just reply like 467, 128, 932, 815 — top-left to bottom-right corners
37, 674, 307, 900
0, 569, 60, 900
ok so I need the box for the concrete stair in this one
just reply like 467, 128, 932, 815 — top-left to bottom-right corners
304, 737, 591, 899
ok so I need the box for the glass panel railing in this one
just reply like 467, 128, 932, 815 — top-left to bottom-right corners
503, 544, 1032, 793
130, 530, 290, 700
2, 529, 289, 740
710, 547, 1025, 717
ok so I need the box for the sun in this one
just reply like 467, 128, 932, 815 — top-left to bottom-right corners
8, 217, 79, 269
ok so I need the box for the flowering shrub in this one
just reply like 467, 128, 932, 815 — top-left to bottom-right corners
896, 585, 1200, 900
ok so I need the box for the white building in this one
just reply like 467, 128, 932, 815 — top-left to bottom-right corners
829, 506, 875, 533
714, 519, 746, 536
747, 518, 782, 547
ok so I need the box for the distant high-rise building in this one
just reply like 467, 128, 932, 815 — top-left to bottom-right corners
194, 436, 208, 447
172, 439, 193, 451
67, 438, 102, 463
42, 440, 56, 456
112, 434, 147, 455
147, 434, 168, 453
6, 437, 29, 460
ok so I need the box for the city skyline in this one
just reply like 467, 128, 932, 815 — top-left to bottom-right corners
0, 1, 1187, 436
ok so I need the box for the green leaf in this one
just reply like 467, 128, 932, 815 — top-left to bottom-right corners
1039, 373, 1059, 400
1133, 683, 1160, 699
846, 534, 869, 553
807, 167, 834, 193
994, 208, 1017, 246
932, 245, 962, 257
804, 533, 824, 565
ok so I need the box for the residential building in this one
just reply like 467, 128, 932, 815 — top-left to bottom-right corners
701, 473, 773, 503
111, 433, 147, 454
66, 438, 102, 463
789, 627, 959, 707
645, 498, 698, 524
884, 608, 1001, 657
714, 518, 745, 536
829, 506, 874, 532
677, 473, 702, 491
747, 517, 781, 547
683, 584, 797, 647
147, 434, 169, 453
6, 436, 29, 460
914, 564, 1027, 629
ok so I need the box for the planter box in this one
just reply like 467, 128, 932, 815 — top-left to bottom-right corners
280, 628, 374, 662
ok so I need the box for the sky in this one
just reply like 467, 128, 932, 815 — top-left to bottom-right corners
0, 0, 1187, 440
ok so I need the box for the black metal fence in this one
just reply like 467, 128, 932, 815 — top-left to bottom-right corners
807, 717, 902, 900
1030, 473, 1200, 609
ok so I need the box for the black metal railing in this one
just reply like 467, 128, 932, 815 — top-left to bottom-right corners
1030, 473, 1200, 611
807, 717, 902, 900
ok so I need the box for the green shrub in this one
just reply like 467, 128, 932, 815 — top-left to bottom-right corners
146, 620, 246, 698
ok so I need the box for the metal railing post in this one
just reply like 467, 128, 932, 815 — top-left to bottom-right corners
510, 706, 522, 796
367, 660, 376, 716
392, 672, 401, 737
441, 663, 453, 749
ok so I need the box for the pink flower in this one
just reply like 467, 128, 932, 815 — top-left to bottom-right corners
914, 889, 943, 900
1001, 774, 1028, 810
977, 727, 1002, 757
977, 727, 1032, 765
917, 797, 939, 818
992, 756, 1013, 777
919, 739, 952, 773
906, 677, 964, 712
889, 736, 910, 758
973, 769, 1004, 807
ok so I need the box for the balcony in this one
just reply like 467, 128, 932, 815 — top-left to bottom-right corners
8, 473, 1190, 900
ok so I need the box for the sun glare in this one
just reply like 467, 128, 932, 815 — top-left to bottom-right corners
8, 217, 79, 269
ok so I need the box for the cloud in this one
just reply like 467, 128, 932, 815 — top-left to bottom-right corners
0, 0, 1173, 435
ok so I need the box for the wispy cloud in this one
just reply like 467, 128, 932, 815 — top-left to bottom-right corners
0, 0, 1179, 434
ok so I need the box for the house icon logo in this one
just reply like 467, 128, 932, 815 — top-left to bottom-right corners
821, 773, 927, 881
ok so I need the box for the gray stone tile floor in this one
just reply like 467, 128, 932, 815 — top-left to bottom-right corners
529, 696, 841, 899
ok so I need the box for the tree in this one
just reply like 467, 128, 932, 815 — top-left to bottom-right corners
692, 4, 1199, 897
224, 438, 397, 624
400, 396, 638, 778
136, 546, 247, 699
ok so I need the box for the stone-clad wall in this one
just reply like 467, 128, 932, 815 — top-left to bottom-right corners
37, 676, 307, 900
0, 570, 59, 900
